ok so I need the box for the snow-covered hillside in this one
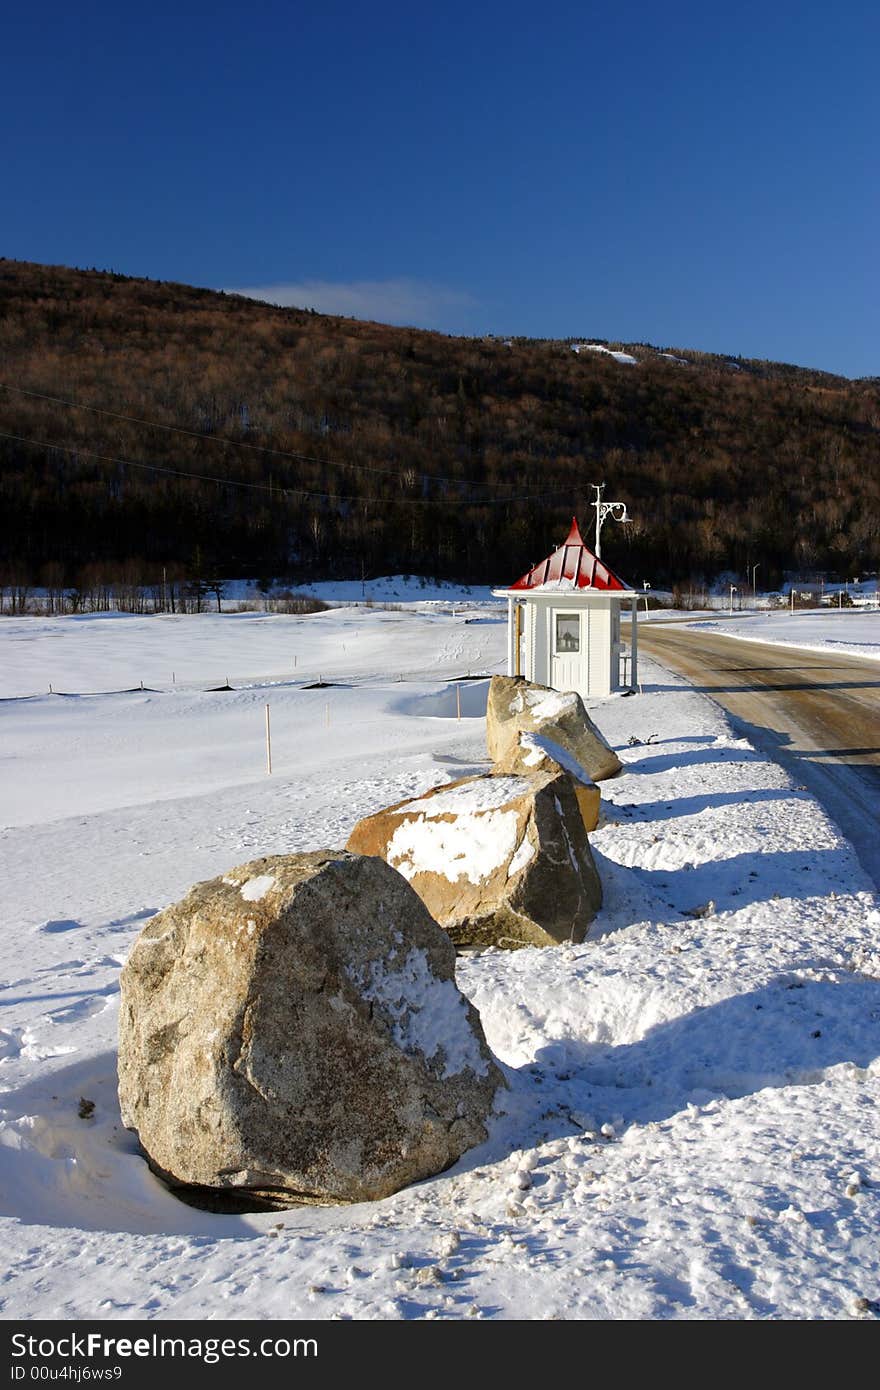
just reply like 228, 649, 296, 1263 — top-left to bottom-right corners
1, 606, 878, 1320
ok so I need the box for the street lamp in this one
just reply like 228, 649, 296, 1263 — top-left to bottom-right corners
643, 581, 651, 618
590, 482, 629, 559
729, 584, 737, 615
751, 563, 760, 597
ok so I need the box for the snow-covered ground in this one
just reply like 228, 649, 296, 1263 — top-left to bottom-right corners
1, 605, 878, 1321
685, 609, 880, 662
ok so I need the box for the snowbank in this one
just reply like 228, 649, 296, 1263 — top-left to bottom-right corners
687, 609, 880, 662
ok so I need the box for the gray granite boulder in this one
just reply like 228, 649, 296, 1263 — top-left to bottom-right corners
118, 851, 503, 1206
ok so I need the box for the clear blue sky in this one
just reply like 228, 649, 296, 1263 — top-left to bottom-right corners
3, 2, 877, 376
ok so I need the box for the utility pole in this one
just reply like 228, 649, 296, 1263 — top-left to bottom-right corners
590, 482, 630, 559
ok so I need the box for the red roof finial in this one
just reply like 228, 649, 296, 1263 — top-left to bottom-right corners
564, 516, 586, 548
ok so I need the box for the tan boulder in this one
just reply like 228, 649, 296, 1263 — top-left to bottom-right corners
486, 674, 622, 782
494, 730, 600, 832
346, 770, 602, 950
118, 851, 503, 1207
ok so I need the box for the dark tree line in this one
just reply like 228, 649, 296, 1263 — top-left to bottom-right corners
1, 257, 878, 595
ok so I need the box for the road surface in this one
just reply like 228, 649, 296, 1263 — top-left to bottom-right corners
627, 620, 880, 890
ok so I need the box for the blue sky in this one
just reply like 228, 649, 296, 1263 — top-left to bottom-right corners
3, 2, 877, 376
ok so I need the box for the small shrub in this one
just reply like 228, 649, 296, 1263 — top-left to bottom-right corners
267, 590, 330, 614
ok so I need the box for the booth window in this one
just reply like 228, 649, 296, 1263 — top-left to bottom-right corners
555, 614, 580, 652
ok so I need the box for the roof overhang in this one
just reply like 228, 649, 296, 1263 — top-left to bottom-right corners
493, 587, 636, 599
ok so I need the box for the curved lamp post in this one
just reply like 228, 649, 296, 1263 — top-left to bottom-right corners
591, 482, 629, 559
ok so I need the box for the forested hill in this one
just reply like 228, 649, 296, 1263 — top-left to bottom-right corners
1, 257, 877, 591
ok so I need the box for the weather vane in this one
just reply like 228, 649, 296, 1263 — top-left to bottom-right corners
590, 482, 629, 558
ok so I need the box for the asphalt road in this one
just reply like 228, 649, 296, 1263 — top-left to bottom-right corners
627, 620, 880, 890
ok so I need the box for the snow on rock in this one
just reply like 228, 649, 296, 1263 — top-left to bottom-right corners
514, 688, 580, 721
387, 807, 521, 886
495, 730, 601, 832
239, 874, 277, 901
118, 851, 503, 1206
404, 775, 532, 818
518, 731, 596, 786
350, 947, 491, 1079
487, 674, 622, 782
347, 770, 602, 949
507, 834, 537, 878
379, 776, 531, 887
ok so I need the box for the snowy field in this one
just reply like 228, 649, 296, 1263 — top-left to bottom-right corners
685, 609, 880, 662
1, 602, 879, 1321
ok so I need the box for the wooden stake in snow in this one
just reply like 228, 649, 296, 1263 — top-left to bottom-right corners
265, 703, 272, 775
325, 701, 330, 728
456, 684, 461, 720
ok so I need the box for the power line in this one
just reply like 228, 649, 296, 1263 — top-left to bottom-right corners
0, 381, 553, 497
0, 430, 575, 508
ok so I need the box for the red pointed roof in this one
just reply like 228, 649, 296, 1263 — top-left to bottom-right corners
508, 517, 629, 591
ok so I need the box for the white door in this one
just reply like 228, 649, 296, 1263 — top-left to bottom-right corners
551, 611, 582, 691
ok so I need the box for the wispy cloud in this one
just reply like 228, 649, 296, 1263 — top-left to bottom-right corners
225, 277, 478, 332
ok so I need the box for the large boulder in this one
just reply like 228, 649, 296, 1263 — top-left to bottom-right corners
494, 730, 601, 833
118, 851, 503, 1207
346, 770, 602, 950
486, 675, 622, 782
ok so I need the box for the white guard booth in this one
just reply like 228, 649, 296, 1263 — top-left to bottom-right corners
493, 518, 638, 698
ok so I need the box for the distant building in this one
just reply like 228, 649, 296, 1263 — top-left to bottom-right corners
493, 518, 638, 698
